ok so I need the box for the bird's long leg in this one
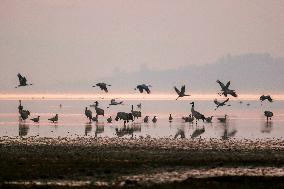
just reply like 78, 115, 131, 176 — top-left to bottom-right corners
176, 96, 179, 100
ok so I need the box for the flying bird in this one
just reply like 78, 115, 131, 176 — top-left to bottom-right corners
214, 98, 230, 110
16, 73, 32, 88
174, 85, 190, 100
135, 84, 151, 94
260, 95, 273, 105
216, 80, 237, 97
92, 82, 111, 93
107, 99, 123, 108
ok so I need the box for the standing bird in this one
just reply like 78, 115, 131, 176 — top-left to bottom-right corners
48, 114, 58, 123
85, 107, 92, 122
152, 116, 157, 123
135, 84, 151, 94
169, 114, 173, 122
30, 116, 40, 123
20, 110, 30, 121
94, 101, 104, 117
260, 95, 273, 105
174, 85, 190, 100
18, 100, 23, 114
107, 116, 112, 123
214, 98, 230, 110
264, 111, 273, 122
15, 73, 32, 88
216, 80, 238, 97
205, 116, 213, 123
190, 102, 205, 124
92, 82, 111, 93
143, 116, 149, 123
217, 115, 227, 123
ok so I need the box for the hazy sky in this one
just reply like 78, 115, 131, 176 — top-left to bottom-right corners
1, 0, 284, 91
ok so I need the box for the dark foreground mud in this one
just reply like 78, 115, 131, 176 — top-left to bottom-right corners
0, 137, 284, 188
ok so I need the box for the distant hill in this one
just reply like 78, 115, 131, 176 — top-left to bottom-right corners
101, 53, 284, 93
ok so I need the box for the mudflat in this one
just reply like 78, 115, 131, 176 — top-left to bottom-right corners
0, 137, 284, 188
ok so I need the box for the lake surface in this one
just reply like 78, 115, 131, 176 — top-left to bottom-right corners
0, 99, 283, 139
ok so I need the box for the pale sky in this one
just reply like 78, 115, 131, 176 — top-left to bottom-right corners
0, 0, 284, 91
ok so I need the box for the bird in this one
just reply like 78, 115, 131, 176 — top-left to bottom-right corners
214, 98, 230, 110
30, 116, 40, 123
216, 80, 237, 97
107, 99, 123, 108
92, 115, 98, 122
205, 116, 213, 123
190, 102, 205, 124
18, 100, 23, 114
94, 101, 104, 117
92, 82, 111, 93
48, 114, 58, 123
182, 115, 194, 123
260, 95, 273, 105
85, 107, 92, 122
217, 115, 227, 123
135, 84, 151, 94
169, 114, 173, 122
107, 116, 112, 123
131, 105, 141, 120
174, 85, 190, 100
15, 73, 32, 88
137, 103, 142, 109
143, 116, 149, 123
264, 111, 273, 122
152, 116, 157, 123
20, 110, 30, 121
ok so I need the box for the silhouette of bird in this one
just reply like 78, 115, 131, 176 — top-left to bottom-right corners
18, 100, 23, 114
48, 114, 58, 123
174, 85, 190, 100
143, 116, 149, 123
205, 116, 213, 123
92, 115, 98, 122
214, 98, 230, 110
169, 114, 173, 122
20, 110, 30, 121
107, 99, 123, 108
190, 102, 205, 124
107, 116, 112, 123
16, 73, 32, 88
85, 107, 92, 122
135, 84, 151, 94
137, 103, 142, 109
182, 115, 194, 123
92, 82, 111, 93
264, 111, 273, 122
260, 95, 273, 105
217, 115, 227, 123
216, 80, 237, 97
94, 101, 104, 117
152, 116, 157, 123
30, 116, 40, 123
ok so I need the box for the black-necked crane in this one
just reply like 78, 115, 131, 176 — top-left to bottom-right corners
30, 116, 40, 123
15, 73, 32, 88
143, 116, 149, 123
260, 95, 273, 105
190, 102, 205, 124
205, 116, 213, 123
135, 84, 151, 94
216, 80, 237, 97
92, 82, 111, 93
264, 111, 273, 122
94, 101, 104, 117
169, 114, 173, 122
217, 115, 227, 123
48, 114, 58, 123
85, 107, 92, 122
174, 85, 190, 100
214, 98, 230, 110
152, 116, 157, 123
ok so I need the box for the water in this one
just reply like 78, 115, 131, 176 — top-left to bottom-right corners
0, 99, 283, 139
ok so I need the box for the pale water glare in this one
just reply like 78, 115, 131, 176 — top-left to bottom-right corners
0, 99, 283, 139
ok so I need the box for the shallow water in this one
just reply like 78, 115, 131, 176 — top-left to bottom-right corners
0, 99, 283, 139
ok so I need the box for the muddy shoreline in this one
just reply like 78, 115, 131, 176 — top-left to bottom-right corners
0, 137, 284, 188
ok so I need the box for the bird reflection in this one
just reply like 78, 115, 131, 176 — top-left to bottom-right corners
95, 124, 104, 137
174, 128, 185, 139
115, 123, 141, 137
261, 121, 273, 133
85, 123, 92, 136
19, 122, 29, 137
191, 126, 205, 139
221, 123, 237, 140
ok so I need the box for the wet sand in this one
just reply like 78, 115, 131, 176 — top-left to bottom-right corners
0, 137, 284, 188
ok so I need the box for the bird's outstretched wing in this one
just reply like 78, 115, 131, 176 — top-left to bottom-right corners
181, 85, 186, 94
145, 87, 151, 94
214, 99, 220, 105
223, 98, 230, 103
174, 87, 180, 94
17, 73, 27, 85
216, 80, 225, 89
137, 86, 143, 93
103, 87, 108, 93
225, 81, 231, 88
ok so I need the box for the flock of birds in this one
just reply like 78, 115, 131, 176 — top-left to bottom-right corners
16, 73, 275, 127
